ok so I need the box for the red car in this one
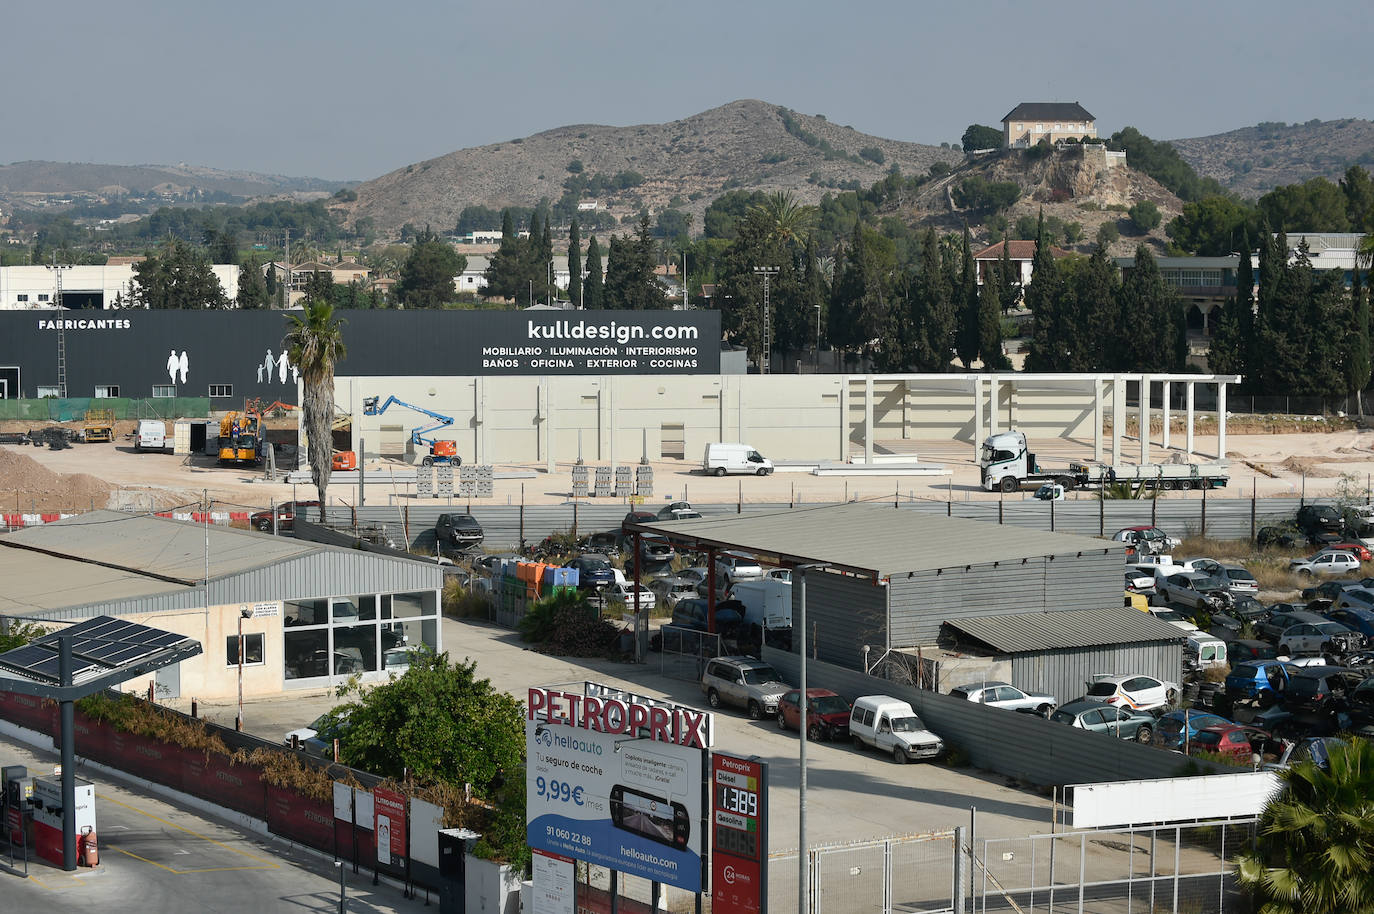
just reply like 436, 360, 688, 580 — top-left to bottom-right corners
776, 688, 852, 741
1190, 724, 1280, 763
1329, 542, 1373, 562
250, 500, 321, 532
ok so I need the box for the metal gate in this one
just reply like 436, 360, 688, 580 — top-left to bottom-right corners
770, 831, 958, 913
656, 625, 722, 681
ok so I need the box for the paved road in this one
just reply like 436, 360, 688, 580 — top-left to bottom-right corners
0, 738, 436, 914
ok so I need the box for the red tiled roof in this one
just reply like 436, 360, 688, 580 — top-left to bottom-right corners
974, 240, 1071, 261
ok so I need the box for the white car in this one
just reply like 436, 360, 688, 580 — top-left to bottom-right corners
1145, 607, 1200, 633
1082, 674, 1178, 711
1187, 559, 1259, 595
715, 551, 764, 585
606, 581, 656, 611
1277, 621, 1363, 656
949, 682, 1056, 716
1290, 551, 1361, 577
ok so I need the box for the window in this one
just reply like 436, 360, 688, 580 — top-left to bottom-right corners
209, 383, 233, 398
36, 385, 60, 398
226, 633, 265, 666
95, 385, 120, 398
37, 294, 49, 302
152, 384, 176, 398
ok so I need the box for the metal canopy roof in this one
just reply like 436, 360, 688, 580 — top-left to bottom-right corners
944, 607, 1188, 654
0, 615, 202, 700
626, 503, 1122, 579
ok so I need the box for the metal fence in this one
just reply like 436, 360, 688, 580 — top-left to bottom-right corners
656, 625, 721, 681
315, 494, 1332, 554
974, 819, 1256, 914
0, 396, 210, 421
770, 831, 959, 914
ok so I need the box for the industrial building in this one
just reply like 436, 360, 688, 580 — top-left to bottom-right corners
0, 511, 443, 699
634, 503, 1185, 698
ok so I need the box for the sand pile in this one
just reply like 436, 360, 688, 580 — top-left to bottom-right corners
0, 447, 113, 513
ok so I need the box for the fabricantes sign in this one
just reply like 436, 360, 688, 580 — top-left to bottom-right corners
526, 683, 714, 892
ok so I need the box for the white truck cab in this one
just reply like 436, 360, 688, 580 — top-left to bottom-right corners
849, 695, 944, 764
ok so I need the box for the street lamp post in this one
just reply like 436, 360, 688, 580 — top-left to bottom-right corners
753, 266, 779, 374
236, 606, 251, 731
815, 304, 822, 372
795, 562, 827, 914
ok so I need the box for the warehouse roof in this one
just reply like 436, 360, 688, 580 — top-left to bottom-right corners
1, 510, 316, 583
944, 607, 1187, 653
629, 503, 1122, 579
0, 547, 189, 613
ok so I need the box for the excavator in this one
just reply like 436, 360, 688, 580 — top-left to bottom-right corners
362, 395, 461, 467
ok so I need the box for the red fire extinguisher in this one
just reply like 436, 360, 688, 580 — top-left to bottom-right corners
81, 826, 98, 867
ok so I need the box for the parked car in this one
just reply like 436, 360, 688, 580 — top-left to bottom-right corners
1190, 724, 1280, 763
1185, 560, 1259, 595
776, 688, 852, 740
606, 581, 656, 611
1263, 736, 1347, 772
1346, 677, 1374, 730
1296, 504, 1345, 541
1155, 571, 1233, 611
1276, 621, 1363, 658
1224, 639, 1280, 665
715, 551, 765, 586
848, 695, 944, 763
1302, 580, 1359, 603
949, 681, 1057, 716
1257, 608, 1331, 644
1229, 595, 1271, 624
1282, 667, 1369, 718
565, 554, 617, 590
638, 536, 676, 565
1257, 525, 1302, 549
1325, 606, 1374, 640
1333, 589, 1374, 613
621, 511, 657, 536
670, 598, 742, 633
1111, 526, 1180, 555
250, 499, 321, 532
1154, 710, 1233, 750
649, 576, 701, 610
1290, 550, 1362, 578
656, 501, 701, 521
1082, 674, 1178, 711
434, 513, 484, 553
700, 656, 790, 719
1225, 660, 1297, 702
765, 568, 793, 583
1145, 607, 1200, 632
285, 711, 351, 757
1329, 542, 1374, 562
1050, 700, 1158, 743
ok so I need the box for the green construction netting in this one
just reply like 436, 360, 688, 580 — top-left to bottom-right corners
0, 398, 212, 422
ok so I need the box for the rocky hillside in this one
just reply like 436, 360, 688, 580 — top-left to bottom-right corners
909, 145, 1185, 257
337, 100, 962, 234
1169, 118, 1374, 199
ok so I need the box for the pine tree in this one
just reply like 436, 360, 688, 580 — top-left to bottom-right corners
955, 227, 980, 368
567, 219, 582, 308
1025, 212, 1066, 371
583, 236, 604, 309
237, 256, 268, 310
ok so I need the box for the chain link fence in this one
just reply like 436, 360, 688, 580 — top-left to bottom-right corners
770, 831, 958, 914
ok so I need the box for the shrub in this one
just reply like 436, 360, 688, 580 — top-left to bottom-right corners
1096, 221, 1120, 246
1129, 200, 1162, 233
859, 146, 885, 165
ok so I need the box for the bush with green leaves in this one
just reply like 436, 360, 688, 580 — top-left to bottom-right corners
1096, 221, 1120, 246
1128, 200, 1162, 233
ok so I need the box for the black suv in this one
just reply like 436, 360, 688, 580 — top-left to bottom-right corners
435, 513, 483, 553
1282, 667, 1369, 719
1296, 505, 1345, 543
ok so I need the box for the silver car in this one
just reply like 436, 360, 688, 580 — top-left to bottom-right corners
949, 682, 1056, 716
701, 656, 790, 720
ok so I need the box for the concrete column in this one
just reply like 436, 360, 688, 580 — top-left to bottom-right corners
838, 376, 849, 460
1217, 382, 1228, 460
988, 376, 1000, 436
1185, 382, 1195, 457
543, 378, 555, 474
863, 376, 874, 465
1139, 374, 1149, 465
719, 378, 727, 443
1161, 380, 1172, 451
1093, 378, 1104, 463
1008, 381, 1017, 429
1111, 377, 1123, 466
475, 376, 486, 464
972, 377, 983, 459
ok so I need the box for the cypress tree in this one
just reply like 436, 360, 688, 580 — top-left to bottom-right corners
567, 219, 582, 308
998, 239, 1019, 313
583, 236, 603, 309
977, 271, 1008, 369
955, 227, 980, 368
1069, 245, 1118, 371
1344, 266, 1370, 404
1025, 211, 1066, 371
914, 228, 953, 370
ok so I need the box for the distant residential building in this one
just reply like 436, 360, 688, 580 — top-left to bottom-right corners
1283, 232, 1369, 286
1114, 255, 1240, 338
577, 201, 599, 212
1002, 102, 1097, 148
974, 240, 1071, 289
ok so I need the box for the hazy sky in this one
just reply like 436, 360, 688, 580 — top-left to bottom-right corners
6, 0, 1371, 181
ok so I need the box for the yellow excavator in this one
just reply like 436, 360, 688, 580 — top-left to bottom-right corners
218, 411, 263, 466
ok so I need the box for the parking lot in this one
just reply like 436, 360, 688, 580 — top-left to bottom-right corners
0, 738, 432, 914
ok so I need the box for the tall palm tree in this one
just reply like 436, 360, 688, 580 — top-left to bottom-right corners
751, 191, 816, 246
283, 300, 347, 521
1237, 737, 1374, 913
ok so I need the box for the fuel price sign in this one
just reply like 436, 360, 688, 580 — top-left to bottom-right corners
711, 754, 767, 914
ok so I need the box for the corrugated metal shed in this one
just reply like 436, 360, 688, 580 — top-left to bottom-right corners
0, 511, 443, 620
945, 607, 1187, 653
637, 503, 1122, 579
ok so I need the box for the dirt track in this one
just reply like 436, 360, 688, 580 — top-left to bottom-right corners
5, 426, 1374, 516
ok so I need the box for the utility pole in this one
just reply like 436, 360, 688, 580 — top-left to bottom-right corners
753, 266, 779, 374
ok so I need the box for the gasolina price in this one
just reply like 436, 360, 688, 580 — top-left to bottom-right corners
536, 776, 585, 806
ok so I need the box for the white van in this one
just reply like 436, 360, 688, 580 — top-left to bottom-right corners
726, 578, 792, 632
848, 695, 944, 764
703, 442, 774, 477
1186, 633, 1228, 671
135, 419, 167, 452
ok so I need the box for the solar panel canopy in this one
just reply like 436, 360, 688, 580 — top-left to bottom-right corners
0, 615, 202, 699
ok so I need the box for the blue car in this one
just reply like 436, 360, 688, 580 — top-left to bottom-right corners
564, 554, 616, 589
1224, 660, 1295, 701
1154, 710, 1233, 749
1325, 606, 1374, 640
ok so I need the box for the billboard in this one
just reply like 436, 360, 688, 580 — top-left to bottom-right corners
526, 685, 712, 892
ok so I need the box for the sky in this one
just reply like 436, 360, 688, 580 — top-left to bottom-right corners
5, 0, 1372, 182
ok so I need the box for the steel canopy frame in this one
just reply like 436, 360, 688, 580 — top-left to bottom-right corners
0, 614, 202, 872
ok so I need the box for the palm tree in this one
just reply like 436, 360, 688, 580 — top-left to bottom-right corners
283, 299, 347, 522
1236, 737, 1374, 913
751, 191, 816, 246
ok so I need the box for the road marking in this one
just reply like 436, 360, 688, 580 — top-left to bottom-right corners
101, 795, 280, 874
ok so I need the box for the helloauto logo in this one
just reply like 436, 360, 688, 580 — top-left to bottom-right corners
537, 728, 553, 747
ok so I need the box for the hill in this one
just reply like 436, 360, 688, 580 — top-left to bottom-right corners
1169, 118, 1374, 199
336, 100, 962, 235
0, 160, 353, 201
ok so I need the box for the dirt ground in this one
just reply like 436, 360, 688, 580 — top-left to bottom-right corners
6, 422, 1374, 516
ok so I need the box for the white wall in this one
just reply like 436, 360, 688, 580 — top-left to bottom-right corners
0, 263, 238, 308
